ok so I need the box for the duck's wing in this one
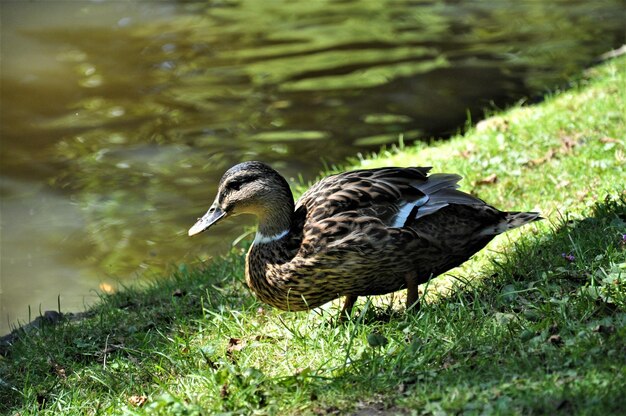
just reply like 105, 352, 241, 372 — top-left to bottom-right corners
296, 167, 426, 224
295, 167, 485, 227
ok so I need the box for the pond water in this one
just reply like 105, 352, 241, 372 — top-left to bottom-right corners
0, 0, 624, 333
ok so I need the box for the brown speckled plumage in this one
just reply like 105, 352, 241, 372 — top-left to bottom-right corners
189, 161, 540, 314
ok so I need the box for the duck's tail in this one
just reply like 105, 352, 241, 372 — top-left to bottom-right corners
479, 211, 542, 236
505, 211, 543, 229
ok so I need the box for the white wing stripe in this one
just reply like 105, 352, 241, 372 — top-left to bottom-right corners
392, 195, 429, 227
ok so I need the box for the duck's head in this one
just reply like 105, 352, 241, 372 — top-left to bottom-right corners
188, 161, 294, 237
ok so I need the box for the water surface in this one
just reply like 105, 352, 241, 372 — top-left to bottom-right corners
1, 0, 624, 333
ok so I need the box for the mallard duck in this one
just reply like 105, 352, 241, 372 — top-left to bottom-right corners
189, 161, 539, 316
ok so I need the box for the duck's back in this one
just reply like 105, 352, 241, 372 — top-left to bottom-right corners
289, 167, 538, 290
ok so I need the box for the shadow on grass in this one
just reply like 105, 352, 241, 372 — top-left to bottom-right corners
1, 195, 624, 414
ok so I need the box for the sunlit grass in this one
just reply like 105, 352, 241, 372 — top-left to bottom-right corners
1, 57, 625, 415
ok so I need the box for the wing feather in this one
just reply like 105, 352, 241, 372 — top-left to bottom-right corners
295, 166, 486, 230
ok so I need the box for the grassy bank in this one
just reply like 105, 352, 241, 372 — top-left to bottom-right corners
1, 56, 624, 415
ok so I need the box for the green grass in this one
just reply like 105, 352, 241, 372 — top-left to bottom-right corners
1, 56, 625, 415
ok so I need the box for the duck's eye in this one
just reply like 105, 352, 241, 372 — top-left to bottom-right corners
228, 180, 243, 191
226, 174, 258, 192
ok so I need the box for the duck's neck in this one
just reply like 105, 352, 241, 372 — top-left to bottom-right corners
254, 192, 294, 245
246, 193, 304, 310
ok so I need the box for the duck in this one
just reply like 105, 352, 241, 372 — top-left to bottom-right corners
188, 161, 540, 317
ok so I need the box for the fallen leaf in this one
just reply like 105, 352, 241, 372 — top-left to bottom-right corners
560, 135, 577, 152
227, 337, 245, 354
475, 173, 498, 185
526, 148, 557, 166
442, 354, 456, 369
576, 189, 590, 201
220, 383, 229, 399
600, 137, 618, 143
548, 334, 563, 346
254, 334, 276, 342
128, 395, 148, 407
228, 337, 244, 349
556, 180, 571, 189
456, 144, 476, 159
48, 359, 67, 379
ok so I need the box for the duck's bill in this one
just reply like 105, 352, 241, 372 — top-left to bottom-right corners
188, 205, 226, 236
